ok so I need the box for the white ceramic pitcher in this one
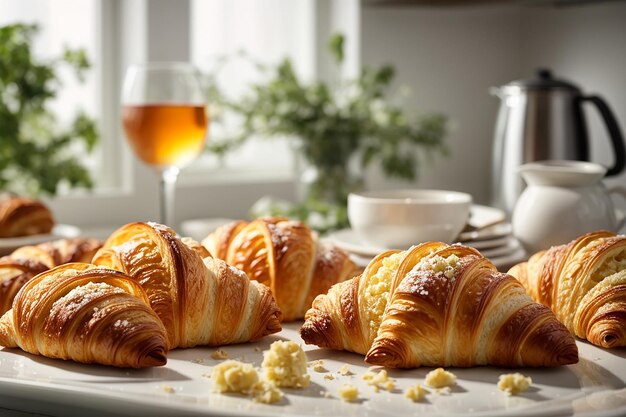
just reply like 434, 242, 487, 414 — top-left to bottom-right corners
512, 160, 626, 254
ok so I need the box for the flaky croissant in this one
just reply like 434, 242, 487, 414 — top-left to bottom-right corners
92, 222, 282, 349
0, 258, 48, 315
202, 217, 359, 321
301, 242, 578, 368
0, 196, 54, 238
9, 237, 103, 269
508, 230, 626, 348
0, 263, 168, 368
0, 238, 103, 316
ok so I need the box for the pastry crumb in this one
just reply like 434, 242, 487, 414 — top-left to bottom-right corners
162, 384, 175, 394
211, 349, 229, 360
252, 381, 283, 404
404, 384, 427, 402
363, 370, 395, 392
262, 340, 310, 388
338, 384, 359, 402
253, 347, 261, 352
309, 359, 327, 372
498, 373, 532, 396
338, 364, 353, 376
313, 363, 328, 372
324, 374, 335, 381
211, 360, 259, 394
425, 368, 456, 389
210, 359, 285, 405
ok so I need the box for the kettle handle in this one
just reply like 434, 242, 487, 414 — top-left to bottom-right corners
577, 95, 626, 176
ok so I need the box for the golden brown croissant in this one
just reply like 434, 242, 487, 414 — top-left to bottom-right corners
202, 217, 359, 321
301, 242, 578, 368
0, 196, 54, 238
0, 238, 103, 316
0, 263, 168, 368
92, 222, 282, 349
508, 230, 626, 349
0, 258, 48, 315
10, 237, 103, 269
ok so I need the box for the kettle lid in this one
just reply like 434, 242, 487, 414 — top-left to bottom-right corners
506, 68, 580, 91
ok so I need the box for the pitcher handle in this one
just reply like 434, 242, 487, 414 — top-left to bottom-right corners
608, 185, 626, 231
578, 95, 626, 177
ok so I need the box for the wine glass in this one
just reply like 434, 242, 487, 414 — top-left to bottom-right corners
121, 62, 208, 227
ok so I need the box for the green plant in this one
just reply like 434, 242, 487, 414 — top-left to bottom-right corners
206, 34, 448, 232
0, 23, 98, 196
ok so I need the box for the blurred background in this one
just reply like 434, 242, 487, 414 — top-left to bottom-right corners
1, 0, 625, 232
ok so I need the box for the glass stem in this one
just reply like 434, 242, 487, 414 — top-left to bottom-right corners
159, 166, 180, 227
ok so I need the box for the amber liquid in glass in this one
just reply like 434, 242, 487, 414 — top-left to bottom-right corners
122, 104, 208, 168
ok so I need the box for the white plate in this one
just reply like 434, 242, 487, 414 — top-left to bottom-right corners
0, 224, 82, 256
490, 247, 528, 271
328, 205, 508, 258
479, 238, 521, 259
326, 229, 388, 257
0, 323, 625, 417
461, 235, 512, 251
327, 227, 514, 258
458, 222, 513, 242
349, 245, 527, 272
466, 204, 506, 230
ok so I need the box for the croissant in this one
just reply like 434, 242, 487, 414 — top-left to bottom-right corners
0, 238, 104, 316
92, 222, 282, 349
0, 196, 54, 238
0, 258, 48, 315
301, 242, 578, 368
0, 263, 168, 368
202, 217, 359, 321
9, 237, 103, 269
508, 230, 626, 349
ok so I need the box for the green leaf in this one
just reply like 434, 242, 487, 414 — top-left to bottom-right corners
202, 33, 449, 232
328, 33, 344, 64
0, 23, 99, 196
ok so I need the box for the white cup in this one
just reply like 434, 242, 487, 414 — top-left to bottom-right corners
348, 189, 472, 248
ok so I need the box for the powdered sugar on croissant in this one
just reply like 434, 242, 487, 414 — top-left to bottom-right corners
92, 222, 282, 349
301, 242, 578, 368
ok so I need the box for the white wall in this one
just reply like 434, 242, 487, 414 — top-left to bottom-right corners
361, 4, 522, 204
361, 2, 626, 211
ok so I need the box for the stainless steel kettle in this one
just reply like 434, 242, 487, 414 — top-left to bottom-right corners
490, 68, 625, 215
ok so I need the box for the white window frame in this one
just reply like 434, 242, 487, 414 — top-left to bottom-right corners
45, 0, 360, 232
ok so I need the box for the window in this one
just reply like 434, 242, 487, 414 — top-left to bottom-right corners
1, 0, 109, 188
187, 0, 317, 183
1, 0, 358, 228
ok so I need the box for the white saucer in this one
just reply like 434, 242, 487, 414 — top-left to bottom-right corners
458, 222, 512, 242
479, 237, 521, 259
349, 245, 527, 271
0, 224, 81, 256
489, 246, 527, 271
327, 225, 515, 258
466, 204, 506, 230
326, 229, 390, 257
459, 234, 511, 250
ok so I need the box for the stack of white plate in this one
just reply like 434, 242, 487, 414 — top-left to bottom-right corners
326, 204, 526, 271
